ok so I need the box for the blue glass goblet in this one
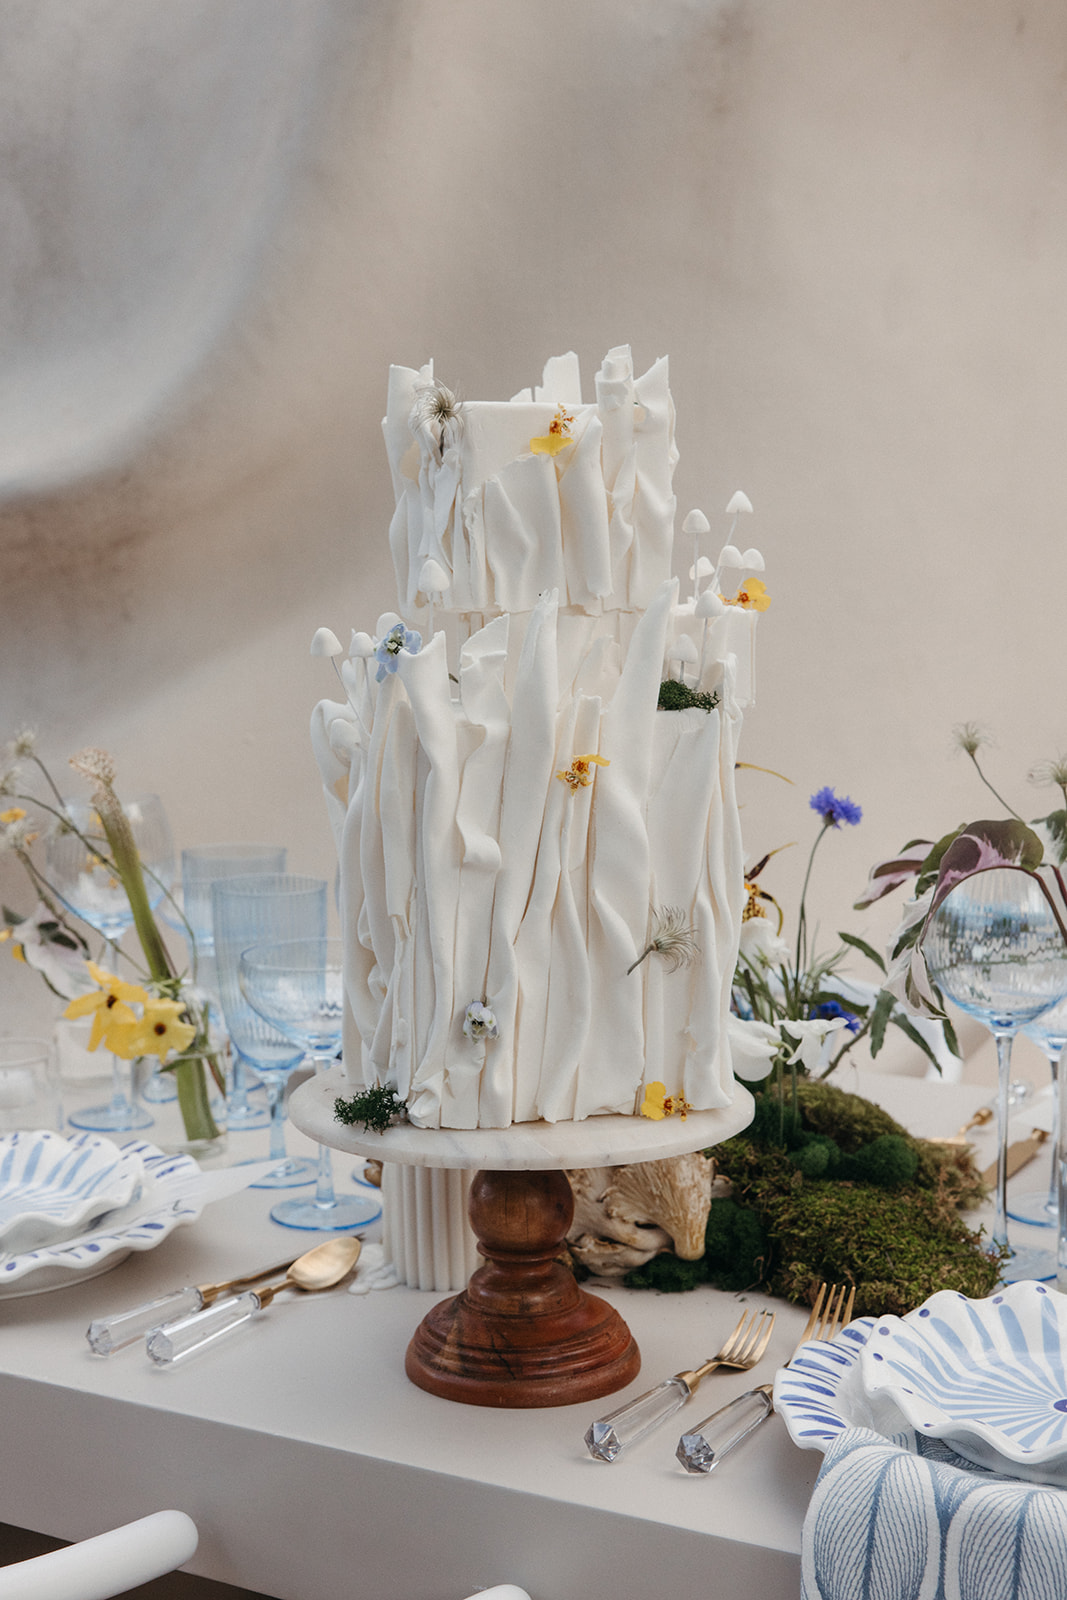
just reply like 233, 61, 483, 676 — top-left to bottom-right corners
239, 939, 381, 1231
212, 875, 327, 1188
924, 868, 1067, 1282
1008, 997, 1067, 1227
48, 795, 174, 1133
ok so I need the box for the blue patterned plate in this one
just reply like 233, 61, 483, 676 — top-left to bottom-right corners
0, 1138, 202, 1297
0, 1130, 144, 1253
860, 1282, 1067, 1486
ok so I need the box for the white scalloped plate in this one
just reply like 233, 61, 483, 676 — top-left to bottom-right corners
0, 1139, 202, 1297
0, 1130, 144, 1253
860, 1282, 1067, 1486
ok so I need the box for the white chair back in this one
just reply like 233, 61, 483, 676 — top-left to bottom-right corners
0, 1511, 198, 1600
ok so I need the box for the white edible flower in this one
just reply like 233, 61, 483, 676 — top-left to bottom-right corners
6, 903, 91, 1000
727, 1015, 781, 1082
779, 1017, 848, 1073
462, 1001, 499, 1042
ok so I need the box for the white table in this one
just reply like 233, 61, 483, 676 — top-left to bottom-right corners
0, 1070, 1038, 1600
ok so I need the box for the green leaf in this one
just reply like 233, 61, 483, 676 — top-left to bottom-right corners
868, 988, 895, 1057
2, 905, 25, 926
940, 1011, 962, 1059
889, 1011, 944, 1075
837, 930, 886, 973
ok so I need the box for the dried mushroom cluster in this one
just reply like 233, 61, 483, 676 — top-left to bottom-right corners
564, 1152, 725, 1277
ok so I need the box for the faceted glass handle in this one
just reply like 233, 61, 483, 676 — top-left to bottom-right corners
585, 1377, 690, 1462
87, 1286, 206, 1355
146, 1292, 262, 1366
676, 1388, 773, 1474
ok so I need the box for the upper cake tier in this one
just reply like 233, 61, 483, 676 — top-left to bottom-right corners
386, 346, 677, 619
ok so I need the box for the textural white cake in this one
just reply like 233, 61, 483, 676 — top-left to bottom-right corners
312, 347, 764, 1129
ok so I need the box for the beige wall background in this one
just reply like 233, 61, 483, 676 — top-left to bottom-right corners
2, 0, 1065, 1068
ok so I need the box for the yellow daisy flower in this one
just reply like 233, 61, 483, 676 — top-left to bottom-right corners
530, 404, 575, 457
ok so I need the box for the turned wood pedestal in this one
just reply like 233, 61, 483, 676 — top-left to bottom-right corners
290, 1067, 755, 1409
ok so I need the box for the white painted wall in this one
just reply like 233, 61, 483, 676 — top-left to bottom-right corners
2, 0, 1066, 1065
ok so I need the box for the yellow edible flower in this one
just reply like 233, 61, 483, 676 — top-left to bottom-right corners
0, 807, 26, 824
530, 404, 575, 457
639, 1081, 694, 1121
117, 998, 197, 1062
63, 961, 149, 1051
721, 577, 771, 612
556, 753, 609, 792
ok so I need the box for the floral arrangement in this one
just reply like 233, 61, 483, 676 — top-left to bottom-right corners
724, 783, 960, 1103
858, 726, 1067, 1022
0, 733, 223, 1145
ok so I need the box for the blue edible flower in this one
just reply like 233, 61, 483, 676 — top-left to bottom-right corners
809, 785, 862, 828
374, 623, 422, 683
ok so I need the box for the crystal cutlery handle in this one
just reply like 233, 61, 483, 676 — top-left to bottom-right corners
145, 1292, 263, 1366
585, 1377, 691, 1461
676, 1387, 774, 1474
87, 1287, 206, 1355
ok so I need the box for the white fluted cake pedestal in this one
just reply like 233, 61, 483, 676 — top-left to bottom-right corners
290, 1065, 755, 1409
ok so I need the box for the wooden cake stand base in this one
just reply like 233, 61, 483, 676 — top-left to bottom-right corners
405, 1166, 639, 1407
289, 1067, 754, 1409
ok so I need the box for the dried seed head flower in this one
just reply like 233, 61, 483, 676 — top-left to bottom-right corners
952, 722, 991, 758
69, 746, 116, 791
1029, 754, 1067, 790
627, 905, 700, 976
410, 381, 464, 457
9, 728, 36, 759
0, 765, 21, 797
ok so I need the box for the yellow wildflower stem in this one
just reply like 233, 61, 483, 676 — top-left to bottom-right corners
95, 788, 220, 1144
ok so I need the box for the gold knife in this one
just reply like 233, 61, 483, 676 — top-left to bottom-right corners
980, 1128, 1049, 1188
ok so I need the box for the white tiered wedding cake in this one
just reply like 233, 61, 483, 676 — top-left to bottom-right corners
312, 346, 765, 1130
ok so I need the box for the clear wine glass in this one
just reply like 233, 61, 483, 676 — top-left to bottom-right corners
1009, 998, 1067, 1228
924, 867, 1067, 1281
239, 938, 381, 1231
47, 795, 175, 1133
184, 844, 287, 1127
211, 875, 327, 1188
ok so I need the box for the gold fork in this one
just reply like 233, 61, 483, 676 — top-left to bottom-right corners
585, 1306, 776, 1462
676, 1281, 857, 1474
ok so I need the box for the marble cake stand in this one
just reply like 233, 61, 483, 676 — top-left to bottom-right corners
290, 1065, 755, 1409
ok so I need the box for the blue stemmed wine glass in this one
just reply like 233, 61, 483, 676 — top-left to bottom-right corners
47, 794, 175, 1132
182, 844, 287, 1127
239, 938, 381, 1231
1007, 997, 1067, 1228
924, 867, 1067, 1282
212, 874, 326, 1189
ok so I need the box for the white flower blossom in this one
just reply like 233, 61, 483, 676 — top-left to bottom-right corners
462, 1001, 498, 1042
738, 916, 792, 968
727, 1015, 782, 1082
779, 1016, 848, 1073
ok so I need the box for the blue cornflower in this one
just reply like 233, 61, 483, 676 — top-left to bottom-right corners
809, 785, 862, 828
374, 623, 422, 683
813, 999, 861, 1035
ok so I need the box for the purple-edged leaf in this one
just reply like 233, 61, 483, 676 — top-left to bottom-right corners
924, 819, 1045, 923
854, 841, 933, 908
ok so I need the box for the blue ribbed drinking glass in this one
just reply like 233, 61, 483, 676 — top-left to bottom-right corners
212, 874, 326, 1188
239, 938, 380, 1231
1010, 996, 1067, 1228
180, 844, 287, 1125
924, 868, 1067, 1282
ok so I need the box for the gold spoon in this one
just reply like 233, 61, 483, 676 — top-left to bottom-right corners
146, 1236, 363, 1365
